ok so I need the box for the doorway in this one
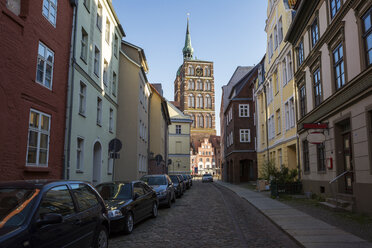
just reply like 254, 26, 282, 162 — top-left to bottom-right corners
93, 141, 102, 185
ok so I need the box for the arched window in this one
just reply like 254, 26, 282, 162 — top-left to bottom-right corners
197, 94, 203, 108
188, 79, 194, 90
205, 80, 211, 91
204, 67, 210, 76
206, 114, 212, 128
188, 94, 195, 108
198, 115, 204, 128
205, 94, 211, 109
191, 115, 196, 128
188, 66, 194, 75
197, 80, 203, 90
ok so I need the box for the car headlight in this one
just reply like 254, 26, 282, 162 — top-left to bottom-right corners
108, 209, 122, 218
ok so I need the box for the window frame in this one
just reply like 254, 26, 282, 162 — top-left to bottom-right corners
330, 0, 342, 19
303, 140, 310, 173
311, 18, 319, 48
299, 83, 307, 118
176, 125, 182, 134
94, 46, 100, 77
109, 108, 114, 133
36, 42, 54, 90
313, 68, 323, 107
42, 0, 57, 26
96, 3, 102, 31
79, 82, 87, 116
362, 8, 372, 67
80, 28, 88, 63
76, 137, 84, 171
239, 104, 249, 117
317, 143, 326, 172
333, 43, 346, 90
96, 97, 102, 126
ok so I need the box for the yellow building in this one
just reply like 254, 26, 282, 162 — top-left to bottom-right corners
167, 102, 192, 175
256, 0, 298, 176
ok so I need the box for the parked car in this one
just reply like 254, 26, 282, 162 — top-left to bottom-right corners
182, 174, 191, 189
140, 175, 175, 207
202, 174, 213, 183
0, 180, 109, 248
176, 174, 186, 192
187, 175, 193, 186
95, 181, 158, 234
169, 175, 183, 198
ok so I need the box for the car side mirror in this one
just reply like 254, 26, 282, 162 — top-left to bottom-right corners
37, 213, 63, 227
133, 193, 140, 200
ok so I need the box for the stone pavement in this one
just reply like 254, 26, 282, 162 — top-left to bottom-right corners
216, 180, 372, 248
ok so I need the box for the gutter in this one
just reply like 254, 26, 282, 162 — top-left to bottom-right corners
63, 1, 78, 179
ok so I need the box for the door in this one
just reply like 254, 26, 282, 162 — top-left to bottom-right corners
31, 185, 80, 248
132, 183, 146, 222
343, 133, 353, 193
141, 183, 155, 214
93, 142, 102, 185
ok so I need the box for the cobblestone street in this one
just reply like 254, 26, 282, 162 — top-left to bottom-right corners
109, 181, 300, 248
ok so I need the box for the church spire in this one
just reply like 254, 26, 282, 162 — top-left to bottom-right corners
182, 14, 194, 60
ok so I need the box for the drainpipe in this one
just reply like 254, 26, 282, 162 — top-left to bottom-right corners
147, 88, 152, 174
63, 1, 78, 180
293, 74, 301, 180
263, 84, 269, 161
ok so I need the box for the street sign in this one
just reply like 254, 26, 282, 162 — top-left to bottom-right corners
155, 154, 163, 165
109, 138, 122, 153
110, 152, 120, 159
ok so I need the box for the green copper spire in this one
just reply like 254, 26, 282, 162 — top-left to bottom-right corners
182, 15, 194, 60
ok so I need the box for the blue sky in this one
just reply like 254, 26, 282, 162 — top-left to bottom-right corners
112, 0, 268, 135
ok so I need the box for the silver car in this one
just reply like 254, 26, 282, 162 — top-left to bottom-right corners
202, 174, 213, 183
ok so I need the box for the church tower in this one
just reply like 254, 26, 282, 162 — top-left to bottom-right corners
174, 17, 216, 143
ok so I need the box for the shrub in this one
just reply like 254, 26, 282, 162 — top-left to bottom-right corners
260, 160, 298, 184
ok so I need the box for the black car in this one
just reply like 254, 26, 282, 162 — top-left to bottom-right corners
140, 175, 176, 208
0, 180, 109, 248
175, 174, 186, 193
169, 175, 183, 198
182, 174, 191, 189
187, 175, 193, 186
96, 181, 158, 234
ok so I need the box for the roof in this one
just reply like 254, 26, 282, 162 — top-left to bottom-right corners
149, 84, 171, 125
167, 101, 193, 123
229, 64, 260, 100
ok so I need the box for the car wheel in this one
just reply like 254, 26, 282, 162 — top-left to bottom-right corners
93, 225, 108, 248
166, 194, 172, 208
123, 212, 134, 234
151, 202, 158, 218
172, 192, 176, 203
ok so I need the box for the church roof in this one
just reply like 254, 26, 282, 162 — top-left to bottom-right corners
182, 17, 194, 60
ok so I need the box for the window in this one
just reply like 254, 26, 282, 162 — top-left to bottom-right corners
299, 85, 307, 118
191, 115, 195, 128
6, 0, 21, 15
70, 184, 99, 211
188, 94, 195, 108
298, 41, 304, 66
109, 108, 113, 132
303, 140, 310, 172
275, 71, 279, 93
240, 129, 250, 143
204, 67, 210, 76
27, 110, 51, 166
285, 102, 290, 130
206, 114, 212, 128
311, 19, 319, 47
79, 82, 86, 115
134, 183, 145, 196
176, 125, 181, 134
103, 60, 108, 86
239, 104, 249, 117
38, 186, 75, 217
96, 98, 102, 125
112, 72, 117, 96
289, 98, 295, 128
287, 52, 293, 80
197, 80, 203, 90
114, 34, 119, 58
368, 111, 372, 173
333, 43, 345, 90
330, 0, 341, 18
83, 0, 90, 11
205, 95, 211, 109
363, 8, 372, 66
96, 3, 102, 31
278, 17, 283, 44
274, 26, 278, 50
188, 66, 194, 75
198, 115, 204, 128
36, 42, 54, 89
197, 94, 203, 108
276, 109, 281, 134
94, 47, 100, 77
76, 138, 84, 171
313, 69, 322, 107
188, 80, 194, 90
282, 60, 287, 85
81, 28, 88, 62
205, 80, 211, 91
42, 0, 57, 26
278, 149, 282, 168
269, 35, 273, 58
317, 143, 326, 171
105, 18, 110, 43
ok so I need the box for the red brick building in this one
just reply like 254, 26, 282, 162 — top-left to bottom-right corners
0, 0, 73, 180
224, 65, 259, 184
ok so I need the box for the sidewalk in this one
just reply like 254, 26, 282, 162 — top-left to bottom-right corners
216, 180, 372, 248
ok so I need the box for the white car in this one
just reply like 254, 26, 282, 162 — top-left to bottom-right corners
202, 174, 213, 183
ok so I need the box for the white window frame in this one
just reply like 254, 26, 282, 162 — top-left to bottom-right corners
79, 82, 86, 115
109, 108, 114, 132
176, 125, 181, 134
76, 137, 84, 171
112, 71, 117, 96
81, 28, 88, 62
96, 3, 102, 31
289, 98, 295, 128
36, 42, 54, 89
285, 101, 290, 130
103, 60, 108, 86
97, 97, 102, 126
26, 109, 51, 167
239, 104, 249, 117
42, 0, 57, 26
105, 18, 110, 43
94, 46, 100, 77
240, 129, 251, 143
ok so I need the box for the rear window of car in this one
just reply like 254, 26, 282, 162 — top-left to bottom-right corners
203, 174, 212, 177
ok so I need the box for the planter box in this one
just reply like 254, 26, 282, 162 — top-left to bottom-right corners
270, 182, 303, 197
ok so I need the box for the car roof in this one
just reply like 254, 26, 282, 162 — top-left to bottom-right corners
141, 174, 166, 177
0, 180, 90, 189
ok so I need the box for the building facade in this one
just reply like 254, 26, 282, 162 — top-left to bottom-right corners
148, 84, 171, 175
64, 0, 124, 184
256, 0, 298, 177
286, 0, 372, 214
224, 65, 259, 184
192, 138, 217, 175
0, 0, 73, 180
167, 102, 192, 175
173, 18, 216, 144
115, 41, 151, 181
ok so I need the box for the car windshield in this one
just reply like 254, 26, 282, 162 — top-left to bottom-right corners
169, 176, 179, 183
141, 176, 166, 185
203, 174, 212, 177
96, 183, 132, 200
0, 188, 39, 229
